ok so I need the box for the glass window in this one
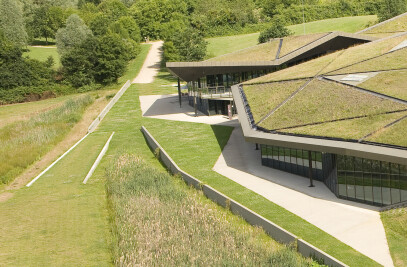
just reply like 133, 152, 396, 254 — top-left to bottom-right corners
401, 165, 407, 202
363, 159, 373, 202
338, 171, 347, 197
346, 172, 356, 199
381, 163, 391, 205
390, 163, 401, 204
261, 145, 267, 160
372, 170, 382, 205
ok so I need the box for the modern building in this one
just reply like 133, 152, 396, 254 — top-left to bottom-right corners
233, 30, 407, 207
167, 14, 407, 207
167, 32, 375, 115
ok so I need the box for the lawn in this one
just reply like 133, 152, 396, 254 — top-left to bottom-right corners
381, 207, 407, 267
206, 15, 377, 58
24, 46, 60, 68
258, 79, 406, 130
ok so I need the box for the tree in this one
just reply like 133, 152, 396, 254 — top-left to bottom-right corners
0, 0, 28, 46
165, 27, 207, 62
56, 14, 93, 56
61, 33, 130, 87
0, 31, 53, 90
27, 5, 66, 44
98, 0, 128, 22
258, 18, 292, 43
378, 0, 407, 21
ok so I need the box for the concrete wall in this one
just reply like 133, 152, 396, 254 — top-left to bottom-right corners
141, 126, 349, 267
88, 80, 131, 133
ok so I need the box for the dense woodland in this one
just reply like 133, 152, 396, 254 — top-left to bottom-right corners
0, 0, 406, 103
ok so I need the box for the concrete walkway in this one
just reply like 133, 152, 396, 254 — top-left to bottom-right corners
133, 41, 163, 84
139, 94, 238, 126
213, 126, 393, 267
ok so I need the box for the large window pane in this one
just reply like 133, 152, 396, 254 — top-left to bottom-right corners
338, 171, 347, 197
346, 172, 356, 199
390, 163, 400, 204
372, 171, 382, 205
400, 165, 407, 202
337, 155, 346, 170
355, 171, 364, 201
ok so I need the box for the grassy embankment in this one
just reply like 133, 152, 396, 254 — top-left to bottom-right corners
0, 95, 93, 185
382, 207, 407, 266
206, 15, 377, 57
107, 155, 314, 266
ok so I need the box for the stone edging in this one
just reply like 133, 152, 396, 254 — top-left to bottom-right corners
141, 126, 349, 267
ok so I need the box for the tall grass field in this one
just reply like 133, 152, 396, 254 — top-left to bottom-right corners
106, 154, 315, 266
0, 95, 93, 184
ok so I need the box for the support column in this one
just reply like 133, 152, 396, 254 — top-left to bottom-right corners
194, 80, 198, 117
177, 78, 182, 108
308, 151, 315, 187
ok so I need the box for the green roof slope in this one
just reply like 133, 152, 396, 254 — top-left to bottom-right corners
245, 34, 407, 84
279, 33, 328, 57
244, 80, 308, 122
358, 70, 407, 101
365, 116, 407, 147
363, 12, 407, 35
280, 111, 407, 141
206, 39, 280, 62
255, 79, 406, 130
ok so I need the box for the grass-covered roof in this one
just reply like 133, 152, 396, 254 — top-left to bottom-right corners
206, 32, 329, 62
241, 31, 407, 149
362, 12, 407, 36
245, 34, 407, 84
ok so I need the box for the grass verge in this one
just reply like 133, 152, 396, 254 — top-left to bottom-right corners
107, 154, 314, 266
381, 207, 407, 267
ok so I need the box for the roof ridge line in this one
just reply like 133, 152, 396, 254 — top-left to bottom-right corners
277, 32, 333, 59
270, 109, 407, 132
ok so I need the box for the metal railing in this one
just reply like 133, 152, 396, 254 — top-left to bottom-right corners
189, 86, 233, 99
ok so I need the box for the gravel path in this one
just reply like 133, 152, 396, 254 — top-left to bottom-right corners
132, 41, 163, 84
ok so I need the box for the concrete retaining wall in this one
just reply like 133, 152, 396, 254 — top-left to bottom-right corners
141, 126, 349, 267
88, 80, 131, 133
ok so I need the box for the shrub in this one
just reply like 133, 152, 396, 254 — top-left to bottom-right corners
258, 19, 292, 43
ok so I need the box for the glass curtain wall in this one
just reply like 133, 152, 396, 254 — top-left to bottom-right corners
337, 155, 407, 206
261, 145, 323, 181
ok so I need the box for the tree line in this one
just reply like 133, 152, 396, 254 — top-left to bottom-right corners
0, 0, 406, 103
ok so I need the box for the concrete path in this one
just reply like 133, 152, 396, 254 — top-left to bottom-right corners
213, 126, 393, 267
139, 94, 238, 126
133, 41, 163, 84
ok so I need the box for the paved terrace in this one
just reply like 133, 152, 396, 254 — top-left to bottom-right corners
139, 94, 394, 266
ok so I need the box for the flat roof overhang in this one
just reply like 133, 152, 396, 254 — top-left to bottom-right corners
232, 85, 407, 166
166, 32, 377, 82
166, 61, 278, 82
